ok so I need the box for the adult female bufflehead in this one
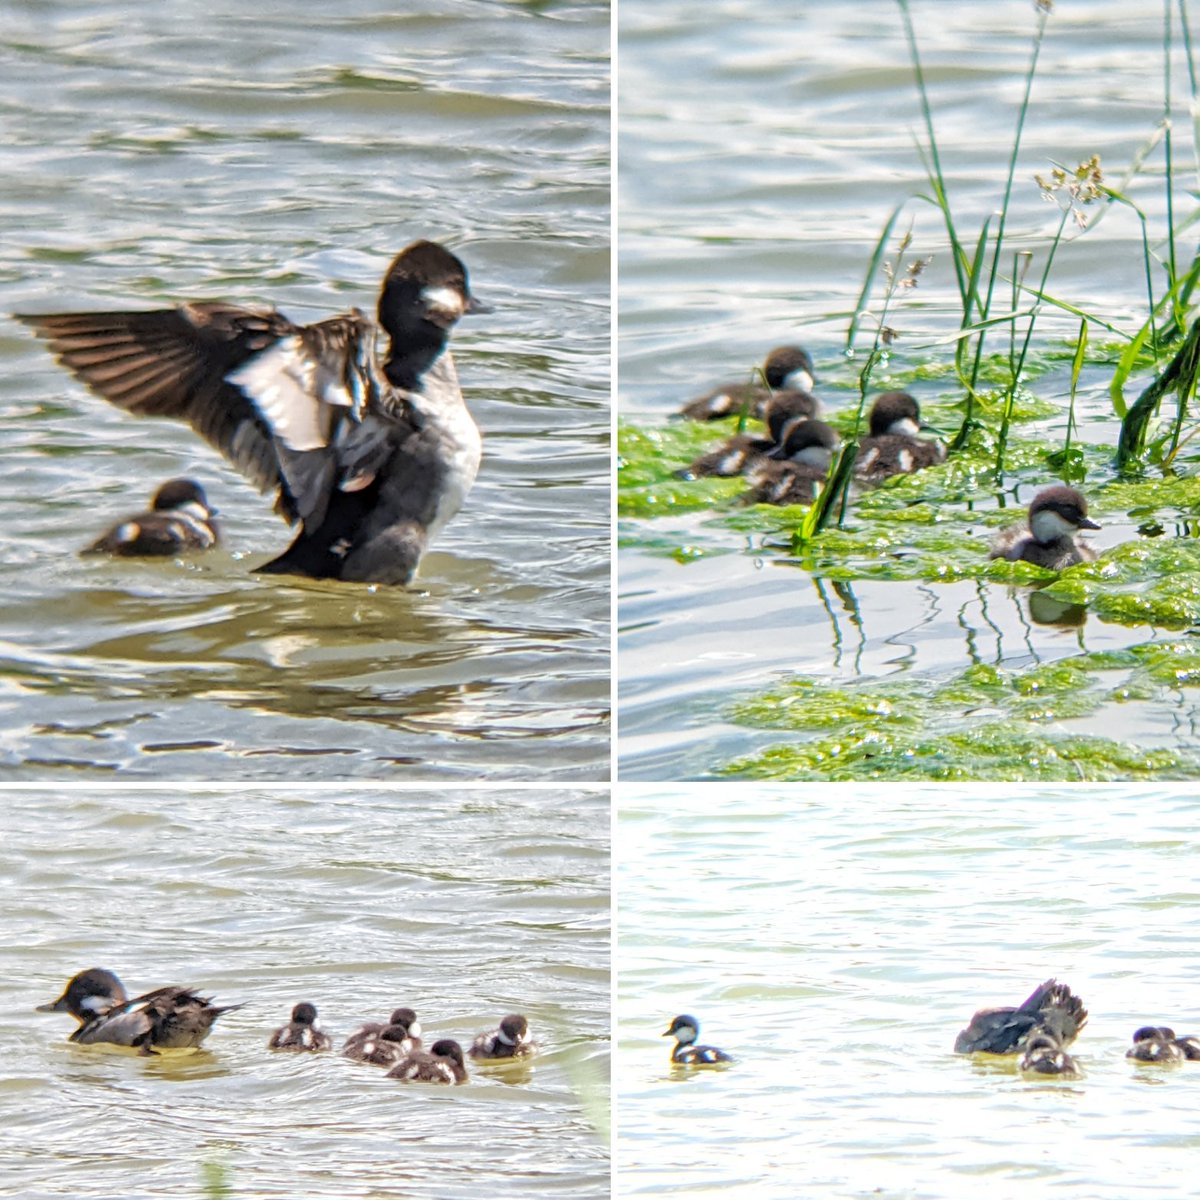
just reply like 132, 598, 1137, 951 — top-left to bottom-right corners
84, 478, 218, 556
268, 1002, 331, 1052
37, 967, 239, 1053
663, 1014, 733, 1065
468, 1013, 537, 1060
20, 240, 488, 586
989, 486, 1100, 571
386, 1038, 468, 1085
954, 979, 1087, 1055
679, 389, 821, 480
852, 391, 945, 482
341, 1007, 422, 1064
678, 346, 816, 421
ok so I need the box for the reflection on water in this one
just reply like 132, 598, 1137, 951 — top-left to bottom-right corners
0, 0, 610, 780
618, 786, 1200, 1200
2, 787, 610, 1200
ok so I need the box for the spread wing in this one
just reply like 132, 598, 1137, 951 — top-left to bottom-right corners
18, 303, 303, 521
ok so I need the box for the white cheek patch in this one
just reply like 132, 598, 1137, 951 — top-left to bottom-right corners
1030, 509, 1078, 542
888, 417, 920, 437
793, 446, 831, 470
408, 1021, 421, 1038
80, 995, 109, 1014
421, 285, 465, 318
781, 368, 814, 392
114, 522, 140, 545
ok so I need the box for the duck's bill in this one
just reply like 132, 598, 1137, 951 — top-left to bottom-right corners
37, 994, 71, 1012
465, 295, 494, 315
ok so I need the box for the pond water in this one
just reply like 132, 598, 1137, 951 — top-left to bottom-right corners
617, 785, 1200, 1199
0, 0, 610, 781
617, 0, 1200, 779
0, 786, 610, 1199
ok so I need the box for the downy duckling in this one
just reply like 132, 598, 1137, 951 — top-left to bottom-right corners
679, 389, 821, 479
84, 478, 218, 557
743, 419, 840, 505
268, 1002, 332, 1052
854, 391, 944, 482
1127, 1026, 1186, 1063
386, 1038, 468, 1085
1019, 1030, 1082, 1078
989, 486, 1100, 571
663, 1014, 734, 1065
468, 1013, 537, 1060
678, 345, 816, 421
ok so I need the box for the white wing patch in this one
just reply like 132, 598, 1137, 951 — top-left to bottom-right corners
228, 338, 353, 452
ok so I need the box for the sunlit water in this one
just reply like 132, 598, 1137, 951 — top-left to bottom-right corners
617, 786, 1200, 1199
617, 0, 1199, 777
0, 787, 610, 1199
0, 0, 610, 780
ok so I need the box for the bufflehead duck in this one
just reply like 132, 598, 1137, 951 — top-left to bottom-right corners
853, 391, 945, 482
19, 240, 488, 586
341, 1006, 422, 1064
663, 1014, 733, 1065
678, 389, 821, 480
268, 1002, 332, 1052
386, 1038, 468, 1085
38, 967, 239, 1053
1019, 1031, 1081, 1078
743, 419, 840, 506
678, 346, 816, 422
954, 979, 1087, 1054
1127, 1026, 1187, 1063
468, 1013, 537, 1060
989, 486, 1100, 571
84, 478, 218, 557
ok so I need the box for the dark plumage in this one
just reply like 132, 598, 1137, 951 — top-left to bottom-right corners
37, 967, 239, 1053
853, 391, 944, 482
1019, 1031, 1081, 1078
268, 1002, 331, 1052
663, 1013, 733, 1065
84, 477, 218, 557
1127, 1026, 1187, 1063
677, 346, 816, 421
468, 1013, 536, 1060
954, 979, 1087, 1055
341, 1006, 422, 1064
742, 418, 839, 505
20, 240, 487, 585
386, 1038, 468, 1085
989, 486, 1100, 571
678, 389, 821, 480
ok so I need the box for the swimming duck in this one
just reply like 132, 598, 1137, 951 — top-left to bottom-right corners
954, 978, 1087, 1054
386, 1038, 468, 1085
19, 240, 488, 586
742, 419, 840, 505
341, 1007, 422, 1064
268, 1002, 332, 1052
663, 1014, 734, 1065
38, 967, 239, 1053
468, 1013, 537, 1060
678, 389, 821, 480
84, 478, 219, 557
1127, 1026, 1187, 1063
853, 391, 944, 482
989, 486, 1100, 571
1019, 1031, 1082, 1078
678, 346, 816, 421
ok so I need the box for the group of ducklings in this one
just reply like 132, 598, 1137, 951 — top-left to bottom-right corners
675, 346, 1102, 572
37, 967, 535, 1087
665, 979, 1199, 1078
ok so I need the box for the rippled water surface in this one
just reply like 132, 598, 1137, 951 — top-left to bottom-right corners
0, 0, 610, 780
618, 786, 1200, 1199
0, 787, 609, 1199
618, 0, 1200, 778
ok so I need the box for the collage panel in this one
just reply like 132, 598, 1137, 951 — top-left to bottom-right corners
617, 785, 1200, 1198
1, 786, 610, 1199
618, 0, 1200, 781
0, 0, 610, 782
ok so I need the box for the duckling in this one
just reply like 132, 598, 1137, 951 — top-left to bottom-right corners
468, 1013, 537, 1060
989, 486, 1100, 571
38, 967, 239, 1053
268, 1002, 332, 1052
1174, 1033, 1200, 1060
84, 478, 218, 557
386, 1038, 468, 1085
954, 978, 1087, 1054
341, 1007, 422, 1064
663, 1014, 734, 1065
1019, 1030, 1082, 1078
678, 389, 821, 479
1127, 1026, 1185, 1063
743, 419, 840, 505
853, 391, 944, 482
678, 346, 816, 421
